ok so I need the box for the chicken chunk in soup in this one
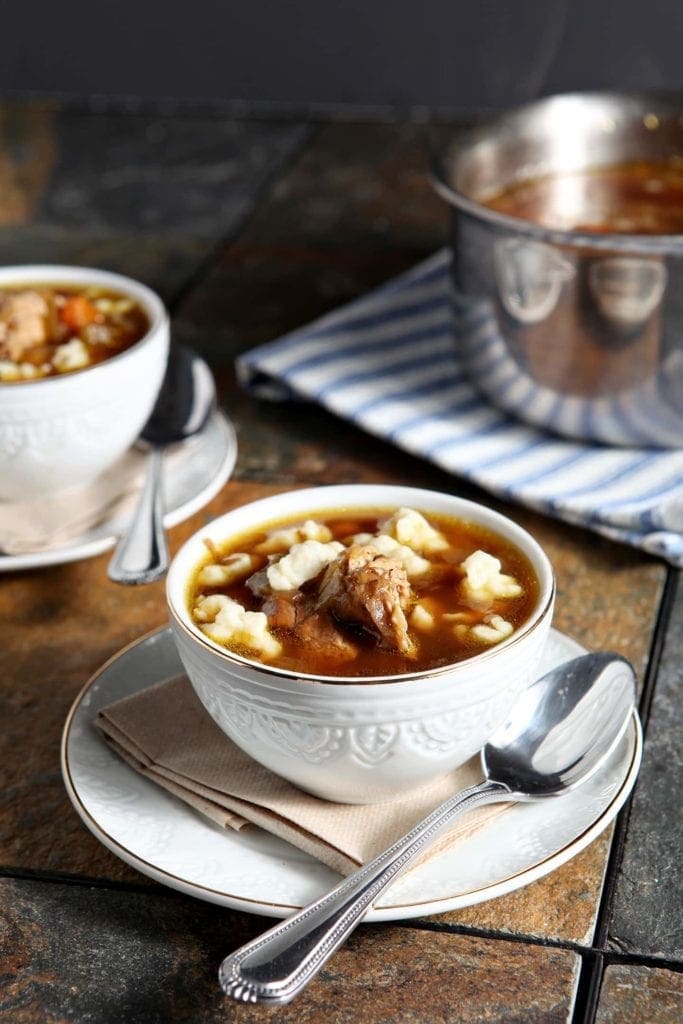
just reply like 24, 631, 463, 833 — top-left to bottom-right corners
0, 284, 150, 382
188, 506, 539, 678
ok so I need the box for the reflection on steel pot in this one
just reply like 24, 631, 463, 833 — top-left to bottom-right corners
588, 258, 667, 328
494, 239, 574, 324
432, 91, 683, 447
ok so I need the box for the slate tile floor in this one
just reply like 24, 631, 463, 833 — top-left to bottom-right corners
0, 99, 680, 1023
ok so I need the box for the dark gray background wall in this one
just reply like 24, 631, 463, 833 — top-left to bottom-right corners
3, 0, 682, 114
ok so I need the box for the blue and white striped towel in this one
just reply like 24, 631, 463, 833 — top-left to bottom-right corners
237, 250, 683, 567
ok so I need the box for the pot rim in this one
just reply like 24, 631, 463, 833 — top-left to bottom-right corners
431, 89, 683, 255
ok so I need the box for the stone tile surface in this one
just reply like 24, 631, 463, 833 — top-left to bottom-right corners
1, 877, 581, 1024
0, 486, 250, 880
40, 110, 310, 238
0, 104, 679, 1019
429, 829, 614, 946
607, 577, 683, 959
0, 99, 310, 308
0, 227, 209, 303
595, 964, 683, 1024
243, 122, 450, 249
0, 101, 58, 225
173, 122, 449, 367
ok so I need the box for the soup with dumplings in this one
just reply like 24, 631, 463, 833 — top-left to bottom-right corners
187, 506, 540, 678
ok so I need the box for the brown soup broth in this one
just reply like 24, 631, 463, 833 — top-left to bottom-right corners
0, 283, 150, 382
188, 508, 540, 678
482, 158, 683, 234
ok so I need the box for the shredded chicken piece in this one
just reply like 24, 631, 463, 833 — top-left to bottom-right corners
316, 544, 416, 655
261, 592, 302, 630
0, 290, 49, 362
295, 611, 359, 662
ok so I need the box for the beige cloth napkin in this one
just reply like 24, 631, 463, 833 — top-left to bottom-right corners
0, 441, 193, 555
95, 673, 512, 876
0, 449, 147, 555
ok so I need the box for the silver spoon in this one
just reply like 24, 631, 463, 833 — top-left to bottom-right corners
219, 651, 636, 1005
107, 345, 216, 585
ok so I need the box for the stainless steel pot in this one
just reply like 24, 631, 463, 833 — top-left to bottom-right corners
432, 91, 683, 447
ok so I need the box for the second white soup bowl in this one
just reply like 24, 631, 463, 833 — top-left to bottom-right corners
0, 264, 169, 501
167, 484, 555, 804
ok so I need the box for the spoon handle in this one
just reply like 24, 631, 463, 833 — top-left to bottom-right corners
219, 778, 510, 1005
107, 446, 169, 585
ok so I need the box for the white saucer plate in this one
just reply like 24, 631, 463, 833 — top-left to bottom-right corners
0, 409, 237, 572
61, 626, 642, 922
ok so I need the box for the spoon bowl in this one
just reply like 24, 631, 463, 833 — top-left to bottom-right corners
484, 652, 636, 799
218, 650, 637, 1005
139, 344, 216, 449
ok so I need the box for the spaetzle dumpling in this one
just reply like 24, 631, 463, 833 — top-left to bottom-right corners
197, 553, 255, 587
460, 549, 522, 606
194, 593, 281, 658
381, 507, 448, 554
256, 519, 333, 554
266, 539, 344, 591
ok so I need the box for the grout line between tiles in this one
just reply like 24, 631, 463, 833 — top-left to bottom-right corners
163, 124, 318, 318
572, 951, 604, 1024
4, 866, 682, 975
592, 566, 679, 953
397, 918, 683, 970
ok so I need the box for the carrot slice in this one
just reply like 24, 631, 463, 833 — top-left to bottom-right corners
59, 295, 98, 330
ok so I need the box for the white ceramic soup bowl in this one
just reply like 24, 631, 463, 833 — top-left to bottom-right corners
167, 484, 555, 804
0, 264, 169, 500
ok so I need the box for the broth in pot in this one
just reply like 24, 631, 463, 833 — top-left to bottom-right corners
482, 158, 683, 235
